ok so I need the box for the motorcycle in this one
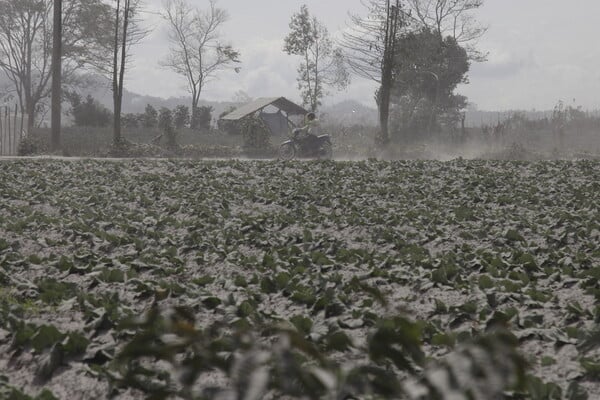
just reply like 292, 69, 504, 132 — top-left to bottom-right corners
278, 128, 333, 160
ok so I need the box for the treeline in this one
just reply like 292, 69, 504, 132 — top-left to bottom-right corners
466, 107, 600, 128
66, 92, 214, 132
477, 101, 600, 141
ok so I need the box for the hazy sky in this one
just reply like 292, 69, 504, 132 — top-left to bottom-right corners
128, 0, 600, 111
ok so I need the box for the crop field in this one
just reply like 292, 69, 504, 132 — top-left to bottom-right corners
0, 159, 599, 399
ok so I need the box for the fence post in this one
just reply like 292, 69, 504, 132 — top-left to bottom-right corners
25, 113, 29, 140
0, 106, 4, 156
6, 106, 10, 156
12, 104, 17, 155
0, 106, 3, 156
20, 111, 25, 141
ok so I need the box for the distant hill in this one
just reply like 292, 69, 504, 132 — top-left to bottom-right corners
75, 79, 240, 121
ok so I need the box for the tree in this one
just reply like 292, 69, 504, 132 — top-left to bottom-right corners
283, 5, 349, 112
173, 104, 190, 129
105, 0, 148, 145
141, 104, 158, 128
65, 92, 112, 127
342, 0, 407, 146
391, 29, 469, 140
162, 0, 240, 124
0, 0, 113, 131
406, 0, 487, 60
51, 0, 62, 150
111, 0, 132, 144
158, 107, 177, 149
121, 113, 140, 128
191, 105, 213, 131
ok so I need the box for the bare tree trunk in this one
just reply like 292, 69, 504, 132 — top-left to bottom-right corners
13, 104, 18, 155
162, 0, 240, 122
378, 82, 392, 146
191, 82, 201, 129
25, 20, 35, 133
118, 0, 129, 121
377, 0, 400, 146
192, 93, 198, 124
108, 0, 148, 145
25, 99, 35, 133
51, 0, 62, 151
112, 0, 122, 145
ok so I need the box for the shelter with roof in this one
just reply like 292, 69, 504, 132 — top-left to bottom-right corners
219, 97, 308, 136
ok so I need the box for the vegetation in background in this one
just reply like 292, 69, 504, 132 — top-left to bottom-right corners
156, 107, 177, 149
406, 0, 488, 61
65, 92, 112, 128
391, 28, 470, 142
283, 5, 349, 112
103, 0, 149, 146
1, 0, 491, 155
140, 104, 158, 129
161, 0, 240, 125
342, 0, 406, 146
0, 0, 113, 130
190, 105, 213, 131
241, 115, 274, 156
342, 0, 486, 147
173, 104, 191, 130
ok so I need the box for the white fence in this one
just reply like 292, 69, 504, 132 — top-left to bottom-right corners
0, 105, 27, 156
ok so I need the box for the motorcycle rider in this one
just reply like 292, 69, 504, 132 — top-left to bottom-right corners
298, 112, 320, 152
280, 111, 331, 159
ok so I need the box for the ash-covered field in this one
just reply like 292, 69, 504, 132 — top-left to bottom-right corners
0, 159, 598, 399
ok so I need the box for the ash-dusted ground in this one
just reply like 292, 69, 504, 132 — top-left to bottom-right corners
0, 159, 598, 399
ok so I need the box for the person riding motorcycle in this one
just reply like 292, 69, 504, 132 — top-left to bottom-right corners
280, 111, 332, 159
296, 112, 320, 152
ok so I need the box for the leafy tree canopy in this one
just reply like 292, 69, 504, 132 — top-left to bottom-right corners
141, 104, 158, 128
173, 105, 190, 130
391, 29, 470, 140
284, 5, 349, 112
65, 92, 112, 127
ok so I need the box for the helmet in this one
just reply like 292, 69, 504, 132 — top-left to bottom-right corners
306, 112, 316, 121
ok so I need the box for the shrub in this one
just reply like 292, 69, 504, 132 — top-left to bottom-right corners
241, 116, 273, 153
122, 113, 140, 128
179, 144, 242, 159
141, 104, 158, 128
158, 107, 177, 150
107, 139, 168, 158
66, 92, 112, 127
17, 135, 47, 156
173, 105, 190, 130
191, 106, 213, 131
